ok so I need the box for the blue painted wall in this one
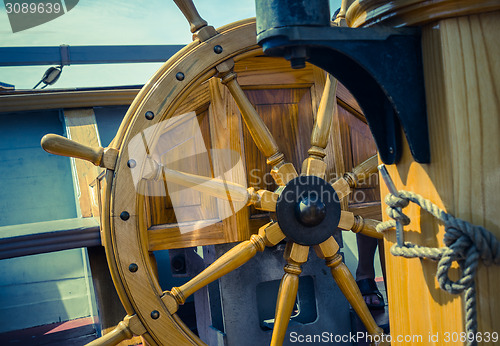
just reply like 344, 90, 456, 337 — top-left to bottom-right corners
0, 109, 76, 226
0, 105, 188, 333
0, 109, 91, 333
94, 106, 128, 146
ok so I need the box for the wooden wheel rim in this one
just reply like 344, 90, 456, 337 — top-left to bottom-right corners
106, 19, 259, 345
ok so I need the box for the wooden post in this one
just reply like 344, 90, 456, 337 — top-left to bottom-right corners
348, 2, 500, 342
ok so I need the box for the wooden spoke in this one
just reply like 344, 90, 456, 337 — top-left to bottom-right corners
338, 210, 356, 230
86, 315, 146, 346
143, 159, 246, 201
343, 154, 378, 189
351, 215, 383, 239
163, 222, 285, 312
337, 211, 382, 239
271, 270, 300, 346
271, 242, 309, 346
315, 237, 383, 337
41, 134, 118, 170
143, 160, 278, 210
331, 178, 351, 200
252, 188, 279, 212
302, 73, 338, 179
216, 60, 292, 176
157, 167, 249, 202
220, 65, 282, 165
313, 236, 340, 259
217, 60, 298, 185
271, 163, 298, 187
331, 154, 378, 200
325, 253, 384, 337
173, 0, 217, 41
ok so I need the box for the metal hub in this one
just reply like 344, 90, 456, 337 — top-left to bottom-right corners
276, 175, 341, 245
295, 197, 327, 226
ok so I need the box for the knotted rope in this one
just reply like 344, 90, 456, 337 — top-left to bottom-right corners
377, 190, 500, 346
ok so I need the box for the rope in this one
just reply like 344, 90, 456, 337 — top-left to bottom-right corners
377, 190, 500, 346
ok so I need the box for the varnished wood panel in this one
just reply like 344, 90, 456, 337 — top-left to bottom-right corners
208, 77, 250, 243
337, 106, 379, 205
242, 88, 314, 216
349, 202, 382, 221
336, 83, 364, 118
146, 76, 251, 248
235, 56, 315, 88
148, 222, 225, 251
146, 109, 216, 227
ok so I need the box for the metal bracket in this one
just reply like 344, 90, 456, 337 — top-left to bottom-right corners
256, 0, 430, 164
59, 44, 70, 67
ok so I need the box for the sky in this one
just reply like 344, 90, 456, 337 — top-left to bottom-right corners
0, 0, 342, 89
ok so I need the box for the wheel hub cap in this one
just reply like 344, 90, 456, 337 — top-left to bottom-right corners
295, 197, 327, 226
275, 175, 341, 245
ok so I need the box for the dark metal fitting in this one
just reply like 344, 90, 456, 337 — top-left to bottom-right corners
214, 45, 223, 54
176, 72, 185, 81
120, 211, 130, 221
127, 159, 137, 168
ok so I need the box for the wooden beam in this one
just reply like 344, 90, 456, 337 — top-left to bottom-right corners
0, 88, 140, 113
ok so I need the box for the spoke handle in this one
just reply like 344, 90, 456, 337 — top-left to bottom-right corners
85, 323, 132, 346
85, 315, 145, 346
42, 134, 117, 169
270, 266, 300, 346
42, 134, 103, 166
173, 0, 207, 33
